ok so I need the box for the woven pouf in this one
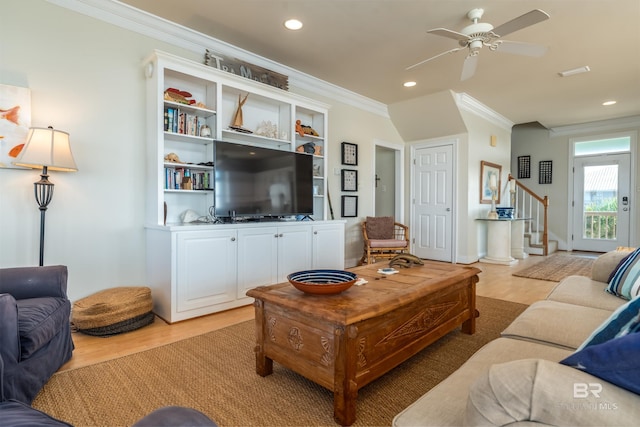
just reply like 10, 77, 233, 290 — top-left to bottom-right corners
72, 286, 154, 337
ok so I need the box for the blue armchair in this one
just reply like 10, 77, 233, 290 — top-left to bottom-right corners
0, 265, 74, 404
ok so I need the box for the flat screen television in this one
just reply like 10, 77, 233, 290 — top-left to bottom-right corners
214, 141, 313, 218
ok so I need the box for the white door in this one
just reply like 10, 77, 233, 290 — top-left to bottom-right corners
572, 154, 631, 251
413, 144, 454, 262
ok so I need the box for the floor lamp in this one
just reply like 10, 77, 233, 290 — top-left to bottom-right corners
12, 126, 78, 266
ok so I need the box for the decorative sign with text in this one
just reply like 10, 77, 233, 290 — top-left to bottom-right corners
204, 50, 288, 91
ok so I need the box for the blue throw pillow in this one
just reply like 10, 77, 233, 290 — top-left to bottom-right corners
578, 296, 640, 350
606, 248, 640, 299
561, 333, 640, 395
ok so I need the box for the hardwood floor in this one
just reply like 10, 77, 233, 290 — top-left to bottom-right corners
60, 253, 574, 372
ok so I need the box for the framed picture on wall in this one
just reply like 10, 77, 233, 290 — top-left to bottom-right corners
341, 169, 358, 191
341, 195, 358, 217
517, 155, 531, 179
341, 142, 358, 166
480, 161, 502, 204
539, 160, 552, 184
0, 84, 31, 169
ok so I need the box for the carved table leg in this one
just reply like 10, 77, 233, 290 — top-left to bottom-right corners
461, 276, 478, 335
333, 325, 359, 426
253, 299, 273, 376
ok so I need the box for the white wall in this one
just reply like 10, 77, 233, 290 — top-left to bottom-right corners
0, 0, 403, 299
459, 109, 512, 262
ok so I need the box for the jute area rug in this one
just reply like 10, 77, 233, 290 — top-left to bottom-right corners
33, 296, 527, 427
512, 254, 595, 282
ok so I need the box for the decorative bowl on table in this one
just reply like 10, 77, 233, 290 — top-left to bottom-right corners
287, 270, 357, 295
496, 207, 514, 219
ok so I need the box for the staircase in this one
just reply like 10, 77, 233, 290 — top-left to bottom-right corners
508, 175, 557, 256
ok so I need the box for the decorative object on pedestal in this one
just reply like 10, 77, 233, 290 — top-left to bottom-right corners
509, 176, 517, 215
488, 173, 499, 219
12, 126, 78, 266
496, 207, 514, 219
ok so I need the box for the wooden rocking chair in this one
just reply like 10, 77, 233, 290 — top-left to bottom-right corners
360, 216, 410, 264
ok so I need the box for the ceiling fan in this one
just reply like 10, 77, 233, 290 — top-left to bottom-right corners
406, 8, 550, 80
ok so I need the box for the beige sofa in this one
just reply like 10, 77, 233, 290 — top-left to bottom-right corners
394, 251, 640, 426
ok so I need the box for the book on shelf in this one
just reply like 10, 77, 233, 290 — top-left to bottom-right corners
165, 167, 212, 191
164, 107, 208, 137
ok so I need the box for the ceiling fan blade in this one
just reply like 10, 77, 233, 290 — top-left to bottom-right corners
461, 54, 478, 81
405, 47, 465, 71
491, 9, 550, 37
427, 28, 470, 42
494, 40, 548, 57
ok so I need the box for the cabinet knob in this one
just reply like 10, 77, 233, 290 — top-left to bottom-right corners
314, 231, 318, 234
279, 233, 284, 238
230, 237, 236, 241
274, 234, 279, 238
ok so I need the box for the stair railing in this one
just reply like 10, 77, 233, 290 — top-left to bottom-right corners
508, 174, 550, 256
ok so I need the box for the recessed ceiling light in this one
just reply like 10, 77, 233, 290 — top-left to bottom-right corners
284, 19, 303, 30
403, 81, 417, 87
602, 100, 617, 106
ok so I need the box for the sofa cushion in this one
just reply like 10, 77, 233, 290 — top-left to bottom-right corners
369, 239, 408, 248
392, 338, 572, 427
546, 275, 625, 311
578, 296, 640, 350
465, 359, 640, 426
0, 400, 72, 426
561, 333, 640, 394
606, 248, 640, 299
590, 249, 634, 283
16, 297, 71, 359
365, 216, 394, 239
501, 300, 612, 350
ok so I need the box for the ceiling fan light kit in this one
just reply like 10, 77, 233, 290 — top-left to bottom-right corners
406, 8, 550, 80
558, 66, 591, 77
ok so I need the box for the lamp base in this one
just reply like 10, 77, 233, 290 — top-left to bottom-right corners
487, 211, 499, 219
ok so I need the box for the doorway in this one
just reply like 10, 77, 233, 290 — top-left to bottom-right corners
374, 140, 404, 220
570, 134, 634, 252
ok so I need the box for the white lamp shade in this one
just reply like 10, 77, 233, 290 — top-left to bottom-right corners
12, 127, 78, 172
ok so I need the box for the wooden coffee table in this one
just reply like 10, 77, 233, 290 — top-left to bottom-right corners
246, 261, 480, 425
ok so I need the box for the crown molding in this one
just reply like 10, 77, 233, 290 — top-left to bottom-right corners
454, 92, 514, 131
47, 0, 389, 118
549, 115, 640, 137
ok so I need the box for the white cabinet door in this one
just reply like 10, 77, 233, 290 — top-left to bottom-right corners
277, 226, 312, 282
312, 223, 345, 269
176, 230, 237, 313
237, 227, 279, 298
